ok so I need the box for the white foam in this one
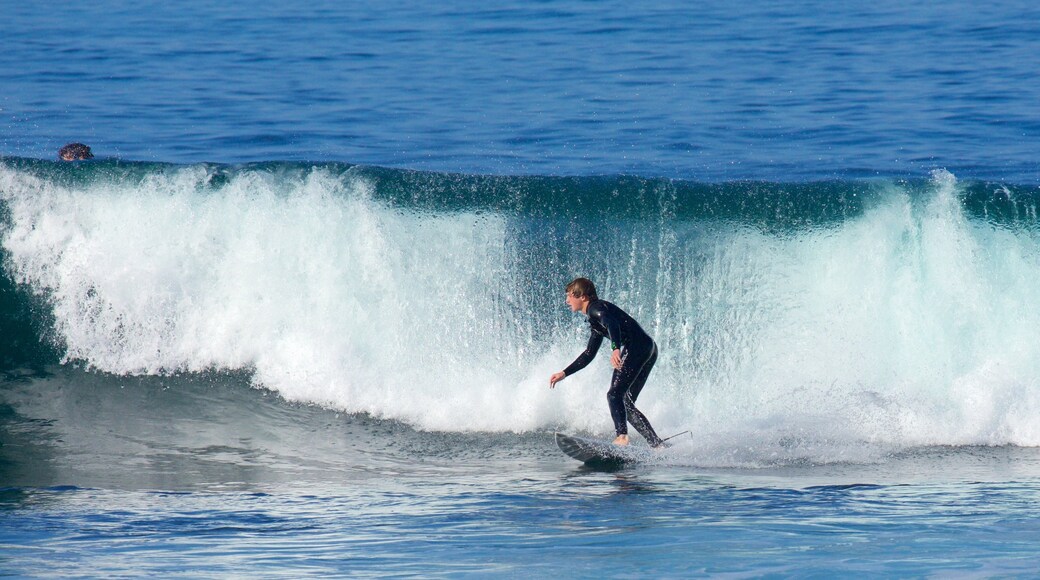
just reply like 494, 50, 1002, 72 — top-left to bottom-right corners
5, 165, 1040, 463
649, 170, 1040, 462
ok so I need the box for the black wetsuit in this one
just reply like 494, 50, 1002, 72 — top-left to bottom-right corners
563, 300, 663, 446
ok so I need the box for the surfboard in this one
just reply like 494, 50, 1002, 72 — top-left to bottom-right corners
555, 432, 652, 465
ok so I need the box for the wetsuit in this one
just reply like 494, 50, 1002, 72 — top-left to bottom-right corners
563, 300, 663, 447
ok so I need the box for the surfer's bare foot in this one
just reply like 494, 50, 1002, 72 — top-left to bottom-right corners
612, 434, 630, 446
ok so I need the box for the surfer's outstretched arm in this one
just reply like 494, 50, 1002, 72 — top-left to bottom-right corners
549, 332, 603, 388
563, 332, 604, 376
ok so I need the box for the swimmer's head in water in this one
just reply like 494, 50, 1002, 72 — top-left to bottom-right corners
59, 143, 94, 161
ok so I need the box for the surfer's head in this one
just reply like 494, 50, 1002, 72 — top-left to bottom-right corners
58, 143, 94, 161
566, 277, 597, 312
566, 277, 598, 301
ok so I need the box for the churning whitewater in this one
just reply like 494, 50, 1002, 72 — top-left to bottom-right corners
3, 160, 1040, 466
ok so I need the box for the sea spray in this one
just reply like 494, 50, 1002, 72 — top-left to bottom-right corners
675, 170, 1040, 463
4, 161, 1040, 463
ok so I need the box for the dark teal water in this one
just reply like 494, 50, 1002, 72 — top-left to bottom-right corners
5, 1, 1040, 576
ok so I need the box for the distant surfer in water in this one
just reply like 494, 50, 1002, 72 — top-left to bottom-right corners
549, 277, 664, 448
58, 143, 94, 161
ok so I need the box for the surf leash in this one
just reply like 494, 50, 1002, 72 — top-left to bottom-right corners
660, 430, 691, 444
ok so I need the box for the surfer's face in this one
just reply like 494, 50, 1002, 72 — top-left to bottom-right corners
566, 292, 587, 313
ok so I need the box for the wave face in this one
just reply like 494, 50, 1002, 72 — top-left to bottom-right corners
4, 160, 1040, 462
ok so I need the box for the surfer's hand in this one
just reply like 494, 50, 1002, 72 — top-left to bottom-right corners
611, 349, 622, 369
549, 371, 566, 388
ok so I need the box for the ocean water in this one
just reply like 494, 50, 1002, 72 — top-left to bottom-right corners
4, 1, 1040, 577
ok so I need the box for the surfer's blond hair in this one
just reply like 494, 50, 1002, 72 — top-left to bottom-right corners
566, 277, 598, 301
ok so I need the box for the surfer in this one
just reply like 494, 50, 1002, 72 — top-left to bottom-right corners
58, 143, 94, 161
549, 277, 664, 448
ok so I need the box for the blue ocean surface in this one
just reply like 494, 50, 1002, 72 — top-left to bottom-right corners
4, 0, 1040, 181
4, 1, 1040, 577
